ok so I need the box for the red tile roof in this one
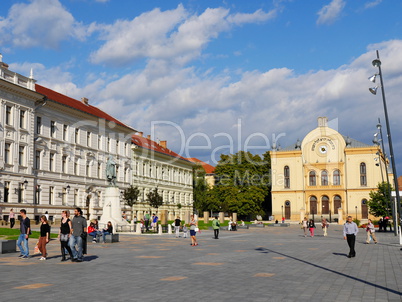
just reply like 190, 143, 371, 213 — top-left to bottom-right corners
186, 158, 215, 174
35, 84, 135, 131
132, 134, 191, 163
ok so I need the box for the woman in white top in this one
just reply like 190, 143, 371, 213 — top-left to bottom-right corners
301, 217, 308, 237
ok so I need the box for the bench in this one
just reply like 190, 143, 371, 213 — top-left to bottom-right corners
104, 234, 119, 243
88, 233, 119, 243
0, 240, 16, 254
249, 224, 265, 228
266, 223, 290, 227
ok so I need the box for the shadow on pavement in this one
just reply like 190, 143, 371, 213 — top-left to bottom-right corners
255, 247, 402, 296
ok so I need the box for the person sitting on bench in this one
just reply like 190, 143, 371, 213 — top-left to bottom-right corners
102, 221, 113, 243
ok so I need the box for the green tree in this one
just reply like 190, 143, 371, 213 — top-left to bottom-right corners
367, 182, 393, 217
122, 185, 140, 207
193, 164, 209, 214
147, 187, 163, 209
207, 151, 271, 217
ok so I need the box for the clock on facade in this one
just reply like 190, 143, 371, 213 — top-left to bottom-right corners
319, 145, 328, 154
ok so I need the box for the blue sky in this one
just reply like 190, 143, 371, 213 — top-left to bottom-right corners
1, 0, 402, 176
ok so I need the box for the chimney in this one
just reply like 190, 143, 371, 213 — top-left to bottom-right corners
81, 97, 89, 105
147, 135, 151, 140
160, 140, 167, 148
137, 132, 143, 137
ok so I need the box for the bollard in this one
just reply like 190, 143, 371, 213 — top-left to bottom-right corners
158, 224, 162, 235
168, 224, 172, 234
136, 223, 142, 234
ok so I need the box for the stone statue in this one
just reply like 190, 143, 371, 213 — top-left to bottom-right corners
106, 156, 116, 186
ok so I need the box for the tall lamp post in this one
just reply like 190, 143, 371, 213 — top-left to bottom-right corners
369, 50, 402, 236
374, 120, 396, 235
281, 205, 284, 223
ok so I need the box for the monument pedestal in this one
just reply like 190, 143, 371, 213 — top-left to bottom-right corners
100, 186, 129, 229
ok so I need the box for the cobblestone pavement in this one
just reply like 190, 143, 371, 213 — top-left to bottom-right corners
1, 224, 402, 302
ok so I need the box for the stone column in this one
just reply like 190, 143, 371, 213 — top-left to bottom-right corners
183, 210, 191, 224
232, 213, 237, 222
203, 211, 209, 224
300, 208, 305, 223
338, 208, 344, 225
219, 212, 224, 224
136, 223, 142, 234
160, 210, 168, 225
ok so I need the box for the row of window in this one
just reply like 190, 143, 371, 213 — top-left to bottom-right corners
37, 117, 130, 155
134, 160, 192, 185
3, 105, 130, 155
283, 163, 368, 188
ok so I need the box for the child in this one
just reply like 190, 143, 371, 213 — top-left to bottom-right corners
182, 224, 188, 238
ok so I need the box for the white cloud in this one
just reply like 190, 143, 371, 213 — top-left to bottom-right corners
317, 0, 346, 25
90, 5, 277, 67
364, 0, 383, 9
89, 40, 402, 166
0, 0, 89, 48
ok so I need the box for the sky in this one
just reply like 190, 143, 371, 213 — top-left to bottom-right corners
1, 0, 402, 177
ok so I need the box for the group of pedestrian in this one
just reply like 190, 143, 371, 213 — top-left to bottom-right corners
17, 207, 88, 262
173, 216, 188, 238
301, 217, 329, 237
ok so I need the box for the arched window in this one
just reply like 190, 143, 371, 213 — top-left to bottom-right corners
321, 170, 328, 186
360, 163, 367, 186
321, 196, 329, 214
333, 169, 341, 185
309, 196, 317, 215
309, 171, 316, 186
284, 166, 290, 188
334, 195, 342, 214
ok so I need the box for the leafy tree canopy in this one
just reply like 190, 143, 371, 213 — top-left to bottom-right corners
147, 187, 163, 209
204, 151, 271, 217
123, 185, 140, 207
367, 182, 393, 218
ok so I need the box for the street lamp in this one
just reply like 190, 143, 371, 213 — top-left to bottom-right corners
369, 50, 401, 235
374, 120, 395, 235
355, 206, 357, 220
281, 205, 284, 222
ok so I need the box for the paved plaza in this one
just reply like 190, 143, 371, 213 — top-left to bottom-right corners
1, 224, 402, 301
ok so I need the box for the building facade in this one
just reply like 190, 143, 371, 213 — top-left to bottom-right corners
270, 117, 388, 222
0, 57, 135, 222
131, 133, 195, 221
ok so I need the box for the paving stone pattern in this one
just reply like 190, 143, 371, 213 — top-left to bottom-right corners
1, 225, 402, 302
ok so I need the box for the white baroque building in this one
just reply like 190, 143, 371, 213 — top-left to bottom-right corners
131, 133, 195, 221
0, 56, 135, 222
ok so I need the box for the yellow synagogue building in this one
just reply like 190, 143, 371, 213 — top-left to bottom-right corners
270, 117, 389, 224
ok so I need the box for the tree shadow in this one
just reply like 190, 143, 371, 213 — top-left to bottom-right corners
256, 247, 402, 296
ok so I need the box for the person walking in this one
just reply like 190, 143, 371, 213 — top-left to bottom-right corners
144, 212, 150, 232
69, 207, 87, 262
308, 219, 316, 237
301, 217, 308, 237
37, 215, 50, 260
212, 216, 220, 239
174, 216, 181, 238
9, 208, 15, 228
343, 216, 358, 258
365, 219, 378, 244
17, 209, 30, 259
189, 215, 198, 246
321, 218, 329, 236
59, 210, 73, 261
